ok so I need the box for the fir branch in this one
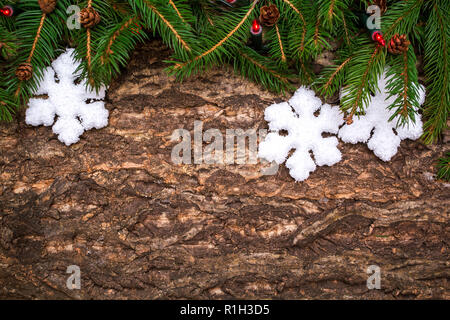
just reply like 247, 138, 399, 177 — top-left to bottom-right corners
235, 46, 293, 93
14, 12, 47, 98
170, 0, 259, 74
317, 0, 349, 30
314, 14, 320, 47
0, 25, 17, 59
328, 0, 335, 22
85, 0, 94, 85
340, 40, 385, 120
266, 21, 288, 68
0, 89, 17, 121
169, 0, 184, 22
106, 0, 131, 15
383, 0, 424, 37
102, 16, 140, 61
191, 0, 214, 29
400, 53, 410, 117
147, 1, 190, 51
188, 0, 257, 62
436, 152, 450, 181
283, 0, 306, 52
316, 56, 352, 98
341, 11, 350, 46
385, 46, 420, 126
86, 29, 92, 79
27, 14, 46, 64
298, 59, 313, 84
131, 0, 198, 60
96, 15, 147, 83
6, 0, 70, 103
300, 4, 331, 60
73, 0, 130, 90
349, 46, 380, 117
275, 24, 286, 63
422, 0, 449, 143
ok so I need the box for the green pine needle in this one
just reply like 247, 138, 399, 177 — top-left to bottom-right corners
436, 152, 450, 181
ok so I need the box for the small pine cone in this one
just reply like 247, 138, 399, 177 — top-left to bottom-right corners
388, 34, 410, 55
16, 63, 33, 81
369, 0, 387, 15
80, 7, 101, 29
38, 0, 57, 14
259, 4, 280, 27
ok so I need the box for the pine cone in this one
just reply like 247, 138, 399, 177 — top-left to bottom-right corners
259, 4, 280, 27
16, 63, 33, 81
388, 34, 410, 55
80, 7, 101, 29
369, 0, 387, 15
38, 0, 57, 14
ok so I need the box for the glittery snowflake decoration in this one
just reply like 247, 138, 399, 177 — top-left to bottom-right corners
339, 71, 425, 161
25, 48, 109, 146
259, 87, 344, 181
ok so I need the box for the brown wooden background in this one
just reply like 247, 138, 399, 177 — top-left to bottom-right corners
0, 41, 448, 299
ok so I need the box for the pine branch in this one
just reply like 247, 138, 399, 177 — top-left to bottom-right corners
340, 39, 385, 120
316, 56, 352, 98
422, 0, 449, 143
0, 24, 17, 59
297, 59, 313, 84
383, 0, 424, 37
266, 22, 288, 68
131, 0, 198, 60
5, 0, 70, 103
235, 46, 293, 93
275, 24, 286, 63
73, 0, 133, 90
190, 0, 215, 31
92, 15, 148, 86
385, 47, 420, 126
168, 0, 195, 25
341, 11, 350, 46
15, 12, 46, 97
102, 16, 139, 61
316, 0, 349, 30
283, 0, 307, 56
301, 6, 331, 60
436, 151, 450, 181
0, 88, 17, 121
314, 14, 320, 47
149, 2, 189, 51
86, 3, 93, 82
168, 0, 259, 77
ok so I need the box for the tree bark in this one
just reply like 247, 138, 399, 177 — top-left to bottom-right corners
0, 41, 448, 299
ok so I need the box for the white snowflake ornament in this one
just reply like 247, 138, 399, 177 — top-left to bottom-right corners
339, 71, 425, 161
259, 87, 344, 181
26, 48, 109, 146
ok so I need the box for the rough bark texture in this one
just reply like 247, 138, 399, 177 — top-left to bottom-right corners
0, 41, 449, 300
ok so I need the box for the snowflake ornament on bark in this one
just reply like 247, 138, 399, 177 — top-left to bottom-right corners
259, 87, 344, 181
25, 48, 109, 146
339, 71, 425, 161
